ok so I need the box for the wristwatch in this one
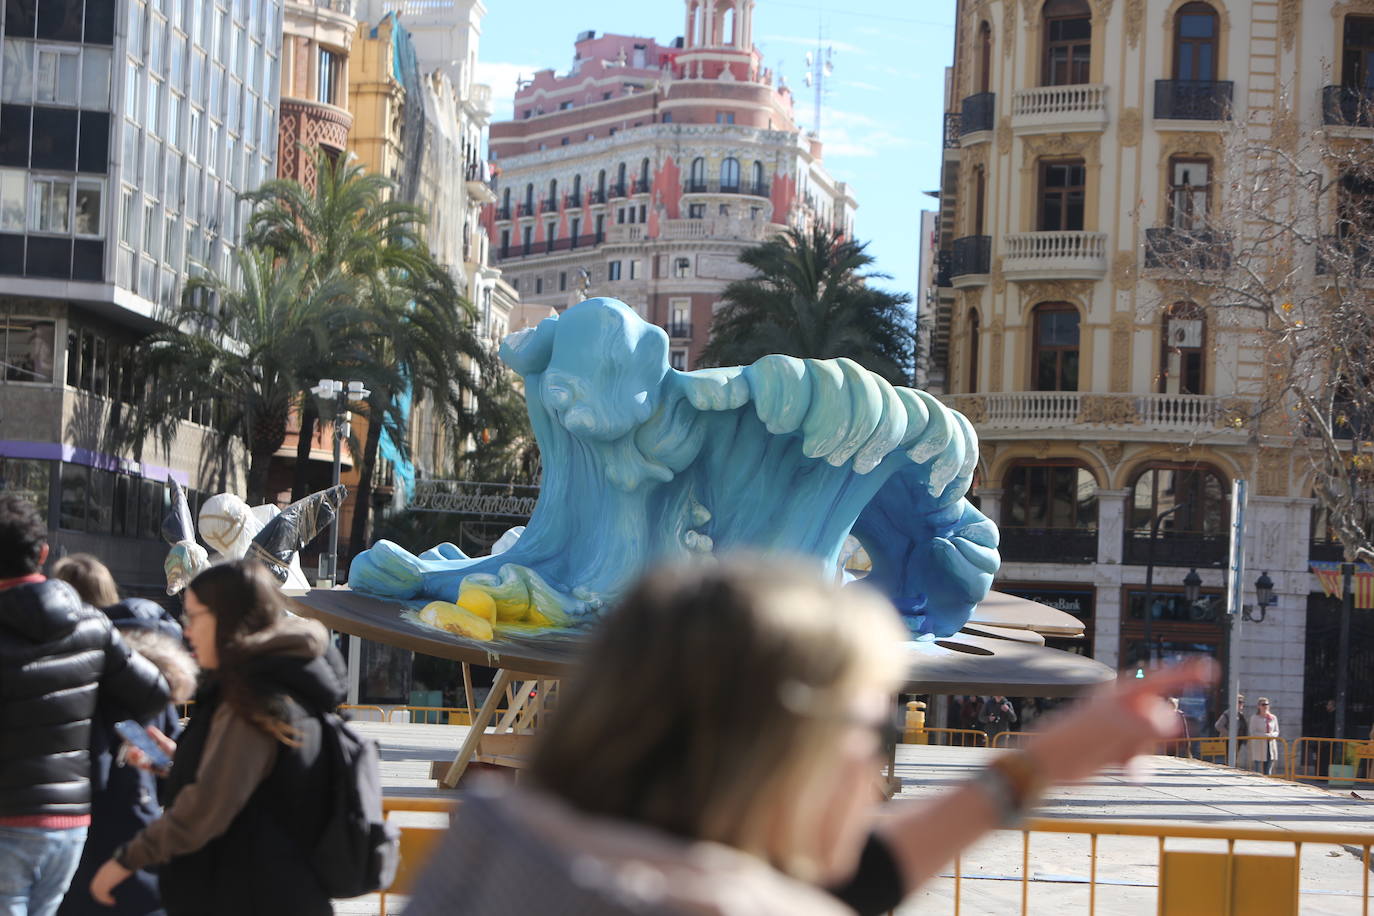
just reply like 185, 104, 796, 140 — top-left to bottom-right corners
972, 751, 1045, 828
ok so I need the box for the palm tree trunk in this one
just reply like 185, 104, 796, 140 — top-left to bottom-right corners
292, 398, 318, 501
246, 446, 276, 506
346, 404, 384, 567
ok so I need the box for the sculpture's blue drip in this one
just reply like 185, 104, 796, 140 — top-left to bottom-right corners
348, 298, 1001, 637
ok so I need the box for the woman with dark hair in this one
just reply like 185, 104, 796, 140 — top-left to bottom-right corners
51, 554, 197, 916
87, 560, 345, 916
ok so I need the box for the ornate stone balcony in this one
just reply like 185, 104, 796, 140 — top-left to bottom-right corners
1010, 84, 1109, 134
1002, 231, 1108, 280
276, 99, 352, 185
944, 392, 1252, 440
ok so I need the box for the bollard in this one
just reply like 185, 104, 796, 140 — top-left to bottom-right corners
904, 700, 928, 745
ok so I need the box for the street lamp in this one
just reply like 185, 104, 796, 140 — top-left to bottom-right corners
1183, 567, 1202, 604
1242, 570, 1277, 623
310, 378, 369, 587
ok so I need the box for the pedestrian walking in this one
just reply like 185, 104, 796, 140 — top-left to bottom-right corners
49, 554, 198, 916
402, 559, 1214, 916
88, 560, 347, 916
1249, 698, 1281, 775
979, 695, 1018, 743
0, 496, 170, 916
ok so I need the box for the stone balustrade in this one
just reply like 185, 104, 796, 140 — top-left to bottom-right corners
1011, 84, 1108, 121
946, 392, 1250, 435
1002, 231, 1108, 280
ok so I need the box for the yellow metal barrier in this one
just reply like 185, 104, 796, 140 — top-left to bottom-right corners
379, 797, 458, 915
992, 730, 1040, 749
943, 818, 1374, 916
1289, 737, 1374, 787
339, 704, 388, 722
907, 727, 991, 748
1156, 736, 1291, 777
388, 705, 476, 725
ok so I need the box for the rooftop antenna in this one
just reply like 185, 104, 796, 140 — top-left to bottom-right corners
802, 28, 834, 136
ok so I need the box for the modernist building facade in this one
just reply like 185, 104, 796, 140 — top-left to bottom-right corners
0, 0, 281, 594
485, 0, 857, 370
929, 0, 1374, 737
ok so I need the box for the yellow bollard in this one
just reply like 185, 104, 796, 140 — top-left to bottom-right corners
904, 700, 928, 745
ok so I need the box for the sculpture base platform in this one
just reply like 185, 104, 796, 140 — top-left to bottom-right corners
288, 588, 1114, 696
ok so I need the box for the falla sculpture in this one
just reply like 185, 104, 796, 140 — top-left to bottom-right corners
348, 297, 1000, 642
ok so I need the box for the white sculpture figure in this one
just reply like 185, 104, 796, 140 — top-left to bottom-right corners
197, 494, 312, 590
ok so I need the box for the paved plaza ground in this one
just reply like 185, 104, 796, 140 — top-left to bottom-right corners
336, 722, 1374, 915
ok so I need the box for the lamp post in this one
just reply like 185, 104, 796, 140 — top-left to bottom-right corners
309, 378, 369, 587
1140, 502, 1190, 669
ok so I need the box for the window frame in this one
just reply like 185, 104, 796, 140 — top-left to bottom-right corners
1158, 301, 1205, 395
1127, 463, 1230, 536
1002, 460, 1099, 531
1031, 301, 1081, 392
1173, 2, 1219, 82
1042, 0, 1092, 87
1166, 156, 1211, 230
1037, 158, 1086, 232
1343, 15, 1374, 89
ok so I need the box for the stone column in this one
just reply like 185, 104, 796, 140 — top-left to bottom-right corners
1095, 488, 1128, 566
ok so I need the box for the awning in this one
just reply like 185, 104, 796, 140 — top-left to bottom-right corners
1309, 561, 1374, 609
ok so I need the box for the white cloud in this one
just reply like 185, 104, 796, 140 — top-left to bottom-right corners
476, 61, 542, 120
840, 79, 882, 92
815, 107, 916, 159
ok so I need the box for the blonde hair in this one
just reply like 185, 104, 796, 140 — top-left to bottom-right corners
529, 556, 907, 877
52, 553, 120, 607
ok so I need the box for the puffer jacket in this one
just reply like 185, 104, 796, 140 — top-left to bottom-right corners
0, 578, 171, 818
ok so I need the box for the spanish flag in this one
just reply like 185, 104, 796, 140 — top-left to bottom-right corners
1310, 562, 1374, 610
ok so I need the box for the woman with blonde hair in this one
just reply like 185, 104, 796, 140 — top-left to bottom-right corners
404, 558, 1212, 915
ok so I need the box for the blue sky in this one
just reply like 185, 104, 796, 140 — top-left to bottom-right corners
477, 0, 957, 304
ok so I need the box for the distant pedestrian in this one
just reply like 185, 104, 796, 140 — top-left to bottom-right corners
0, 496, 170, 916
1166, 697, 1191, 756
1214, 694, 1250, 767
1249, 698, 1281, 776
979, 695, 1017, 743
88, 560, 346, 916
50, 554, 198, 916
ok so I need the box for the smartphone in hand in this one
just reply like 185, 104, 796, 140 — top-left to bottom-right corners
114, 720, 173, 771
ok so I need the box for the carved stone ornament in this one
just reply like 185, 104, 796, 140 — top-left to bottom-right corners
1091, 0, 1114, 22
1331, 1, 1374, 21
1033, 439, 1053, 459
1110, 313, 1133, 391
958, 395, 989, 424
992, 256, 1007, 295
1118, 107, 1142, 147
1112, 251, 1138, 289
989, 317, 1005, 390
1002, 0, 1017, 56
1257, 448, 1290, 497
1022, 132, 1101, 170
1271, 105, 1299, 153
1125, 0, 1144, 47
1101, 441, 1124, 466
1078, 395, 1140, 425
1279, 0, 1299, 51
1156, 131, 1225, 168
996, 116, 1013, 155
1018, 279, 1094, 310
1021, 0, 1039, 27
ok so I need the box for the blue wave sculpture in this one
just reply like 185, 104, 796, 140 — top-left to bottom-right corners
348, 298, 999, 638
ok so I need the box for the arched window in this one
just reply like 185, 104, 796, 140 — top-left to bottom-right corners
1166, 156, 1210, 230
721, 4, 736, 45
689, 156, 706, 190
1127, 464, 1230, 564
967, 310, 981, 392
597, 169, 606, 193
1043, 0, 1091, 86
1342, 16, 1374, 90
639, 157, 650, 191
616, 162, 627, 195
721, 157, 740, 191
978, 20, 993, 93
1003, 462, 1098, 530
972, 164, 987, 235
572, 174, 582, 204
687, 2, 700, 49
1031, 302, 1080, 391
1159, 302, 1205, 395
523, 183, 534, 211
751, 160, 765, 194
501, 187, 510, 213
547, 178, 557, 209
1174, 2, 1218, 82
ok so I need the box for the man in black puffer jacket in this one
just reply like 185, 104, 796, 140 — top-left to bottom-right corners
0, 495, 170, 916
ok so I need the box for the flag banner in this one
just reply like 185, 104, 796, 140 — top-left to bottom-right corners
1309, 561, 1374, 609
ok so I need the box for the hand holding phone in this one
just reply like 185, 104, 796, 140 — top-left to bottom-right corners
114, 720, 174, 772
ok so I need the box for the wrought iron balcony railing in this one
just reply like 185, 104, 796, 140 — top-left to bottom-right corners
959, 92, 995, 135
999, 528, 1098, 564
1144, 227, 1232, 271
943, 112, 961, 149
1154, 80, 1233, 121
950, 234, 991, 277
664, 321, 693, 339
1322, 85, 1374, 128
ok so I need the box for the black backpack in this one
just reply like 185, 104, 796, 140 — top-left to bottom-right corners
309, 711, 401, 898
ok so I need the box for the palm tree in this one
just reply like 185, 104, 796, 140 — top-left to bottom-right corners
242, 148, 447, 502
128, 250, 358, 503
700, 226, 915, 386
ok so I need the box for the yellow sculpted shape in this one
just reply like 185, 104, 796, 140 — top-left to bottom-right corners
418, 601, 495, 642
